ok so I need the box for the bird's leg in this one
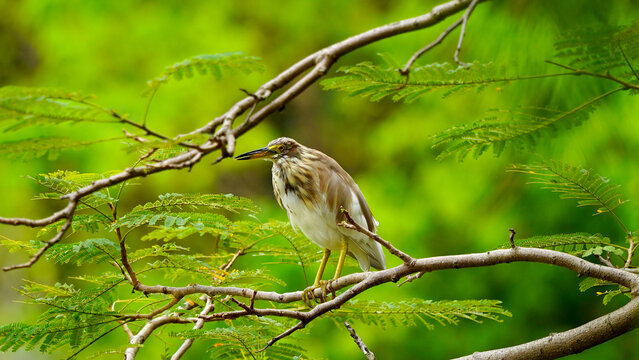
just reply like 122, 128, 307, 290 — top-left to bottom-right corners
302, 248, 331, 307
312, 248, 331, 287
327, 240, 348, 299
333, 240, 348, 280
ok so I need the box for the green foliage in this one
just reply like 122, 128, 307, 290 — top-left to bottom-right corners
0, 86, 117, 132
2, 4, 639, 359
554, 21, 639, 78
327, 299, 511, 330
0, 280, 123, 354
132, 192, 259, 214
38, 214, 112, 240
500, 232, 624, 257
0, 237, 39, 255
171, 324, 306, 360
46, 238, 119, 266
321, 59, 511, 103
145, 53, 265, 94
431, 102, 604, 161
124, 133, 210, 159
579, 277, 630, 305
510, 161, 629, 217
30, 170, 122, 210
0, 137, 120, 161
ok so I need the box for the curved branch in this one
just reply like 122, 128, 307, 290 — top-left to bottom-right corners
259, 247, 639, 350
171, 296, 215, 360
123, 248, 638, 305
454, 296, 639, 359
2, 215, 75, 271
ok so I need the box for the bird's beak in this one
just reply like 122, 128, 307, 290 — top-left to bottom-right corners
234, 147, 274, 160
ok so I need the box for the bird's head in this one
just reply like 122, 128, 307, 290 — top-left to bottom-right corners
234, 137, 301, 162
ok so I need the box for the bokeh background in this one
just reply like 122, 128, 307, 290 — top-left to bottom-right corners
1, 0, 638, 358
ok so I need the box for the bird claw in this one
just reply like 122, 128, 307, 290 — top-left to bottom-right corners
301, 280, 336, 307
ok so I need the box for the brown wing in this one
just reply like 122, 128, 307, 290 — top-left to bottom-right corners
313, 151, 385, 270
315, 153, 376, 231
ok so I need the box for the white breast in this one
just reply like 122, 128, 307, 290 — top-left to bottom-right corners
272, 169, 344, 251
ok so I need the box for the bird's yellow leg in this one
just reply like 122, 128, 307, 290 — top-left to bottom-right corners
312, 248, 331, 287
303, 249, 331, 307
333, 240, 348, 280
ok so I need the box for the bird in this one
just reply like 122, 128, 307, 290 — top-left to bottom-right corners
235, 137, 385, 302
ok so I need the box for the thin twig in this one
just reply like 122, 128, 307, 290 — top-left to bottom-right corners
509, 228, 516, 249
2, 216, 74, 271
453, 0, 481, 67
546, 60, 639, 91
340, 208, 414, 264
400, 17, 463, 76
344, 321, 376, 360
595, 254, 615, 268
617, 40, 639, 82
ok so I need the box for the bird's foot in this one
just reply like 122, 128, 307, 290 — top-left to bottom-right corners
301, 280, 336, 308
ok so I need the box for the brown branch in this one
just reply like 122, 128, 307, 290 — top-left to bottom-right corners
171, 296, 215, 360
400, 17, 463, 76
107, 248, 638, 306
453, 0, 481, 67
124, 315, 192, 360
454, 296, 639, 359
2, 216, 74, 271
344, 321, 377, 360
258, 247, 639, 351
0, 199, 76, 227
400, 0, 485, 76
545, 60, 639, 91
508, 228, 516, 248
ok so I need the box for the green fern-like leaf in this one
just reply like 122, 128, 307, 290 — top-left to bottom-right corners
124, 133, 209, 154
170, 324, 306, 360
146, 53, 265, 93
0, 86, 117, 132
554, 21, 639, 78
0, 237, 40, 255
499, 232, 623, 257
321, 60, 511, 103
432, 102, 602, 161
46, 238, 119, 266
132, 193, 259, 214
326, 299, 511, 330
510, 161, 629, 216
30, 170, 123, 209
0, 136, 121, 161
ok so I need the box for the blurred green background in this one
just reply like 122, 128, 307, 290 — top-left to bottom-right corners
1, 0, 638, 358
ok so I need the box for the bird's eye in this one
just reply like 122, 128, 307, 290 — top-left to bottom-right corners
277, 145, 285, 151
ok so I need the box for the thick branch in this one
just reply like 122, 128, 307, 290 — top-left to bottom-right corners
455, 296, 639, 360
171, 296, 215, 360
124, 316, 192, 360
120, 248, 639, 305
260, 247, 639, 350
